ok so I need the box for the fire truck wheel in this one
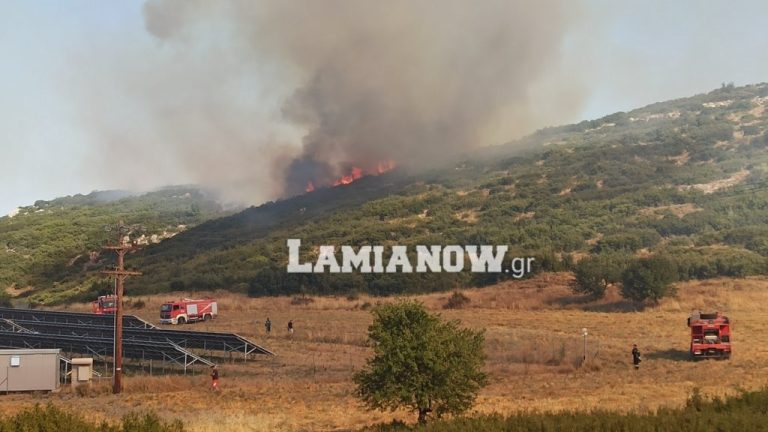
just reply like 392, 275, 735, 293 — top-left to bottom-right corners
203, 314, 211, 321
178, 317, 186, 325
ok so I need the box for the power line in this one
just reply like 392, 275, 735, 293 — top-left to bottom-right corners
101, 221, 141, 395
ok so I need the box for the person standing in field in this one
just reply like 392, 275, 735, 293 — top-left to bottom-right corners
265, 317, 272, 334
210, 365, 220, 391
288, 320, 294, 335
632, 344, 641, 370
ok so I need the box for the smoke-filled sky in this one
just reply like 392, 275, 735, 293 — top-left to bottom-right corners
1, 1, 768, 214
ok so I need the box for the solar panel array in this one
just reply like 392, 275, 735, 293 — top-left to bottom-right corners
0, 329, 212, 366
5, 319, 274, 356
0, 307, 274, 371
0, 307, 156, 328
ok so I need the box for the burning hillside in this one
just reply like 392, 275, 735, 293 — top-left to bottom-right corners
304, 160, 396, 193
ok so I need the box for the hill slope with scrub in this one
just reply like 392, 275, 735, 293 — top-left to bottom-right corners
127, 83, 768, 300
5, 83, 768, 303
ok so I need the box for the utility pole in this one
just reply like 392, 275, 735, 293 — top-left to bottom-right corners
102, 221, 141, 394
582, 327, 588, 364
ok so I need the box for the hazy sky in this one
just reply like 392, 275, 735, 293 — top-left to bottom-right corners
1, 1, 767, 215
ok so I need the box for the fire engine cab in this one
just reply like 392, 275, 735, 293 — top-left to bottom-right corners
92, 295, 117, 314
160, 298, 218, 325
688, 311, 731, 360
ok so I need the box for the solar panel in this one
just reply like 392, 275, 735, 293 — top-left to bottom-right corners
0, 307, 155, 328
7, 319, 274, 357
0, 307, 274, 360
0, 330, 213, 370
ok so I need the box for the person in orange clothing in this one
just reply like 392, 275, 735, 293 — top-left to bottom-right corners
210, 365, 220, 391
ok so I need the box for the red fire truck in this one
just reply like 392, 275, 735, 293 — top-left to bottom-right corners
159, 298, 218, 325
92, 295, 117, 314
688, 311, 731, 360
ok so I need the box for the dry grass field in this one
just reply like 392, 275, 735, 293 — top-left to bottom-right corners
1, 273, 767, 431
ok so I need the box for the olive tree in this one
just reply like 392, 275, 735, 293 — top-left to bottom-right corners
621, 255, 678, 303
572, 256, 610, 298
572, 253, 631, 298
354, 301, 487, 424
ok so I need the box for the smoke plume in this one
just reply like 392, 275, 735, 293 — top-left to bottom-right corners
79, 0, 585, 203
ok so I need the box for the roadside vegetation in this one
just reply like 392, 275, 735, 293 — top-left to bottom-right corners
364, 388, 768, 432
0, 404, 183, 432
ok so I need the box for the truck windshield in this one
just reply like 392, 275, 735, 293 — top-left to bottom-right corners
160, 304, 172, 312
103, 301, 115, 308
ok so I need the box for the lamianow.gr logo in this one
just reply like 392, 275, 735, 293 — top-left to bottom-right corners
286, 239, 535, 277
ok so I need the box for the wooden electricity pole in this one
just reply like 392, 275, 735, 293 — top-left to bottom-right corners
102, 222, 141, 394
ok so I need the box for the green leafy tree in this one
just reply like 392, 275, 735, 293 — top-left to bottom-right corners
572, 253, 631, 298
572, 257, 609, 298
354, 301, 487, 424
621, 255, 678, 303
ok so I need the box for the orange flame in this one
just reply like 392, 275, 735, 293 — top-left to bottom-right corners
305, 160, 396, 193
376, 159, 396, 174
333, 166, 364, 186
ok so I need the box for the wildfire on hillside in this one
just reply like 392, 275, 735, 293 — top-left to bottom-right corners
305, 160, 396, 193
333, 167, 363, 186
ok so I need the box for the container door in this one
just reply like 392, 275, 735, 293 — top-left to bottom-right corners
187, 304, 198, 316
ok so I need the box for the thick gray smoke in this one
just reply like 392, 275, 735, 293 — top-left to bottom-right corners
81, 1, 585, 202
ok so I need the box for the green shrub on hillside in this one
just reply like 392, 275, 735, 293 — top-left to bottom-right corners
443, 291, 471, 309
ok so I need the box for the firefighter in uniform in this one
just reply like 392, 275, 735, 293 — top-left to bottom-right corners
632, 344, 641, 370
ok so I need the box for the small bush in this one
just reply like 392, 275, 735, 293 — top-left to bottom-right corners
444, 291, 471, 309
0, 291, 11, 308
74, 381, 111, 397
132, 299, 146, 309
74, 384, 90, 397
121, 412, 185, 432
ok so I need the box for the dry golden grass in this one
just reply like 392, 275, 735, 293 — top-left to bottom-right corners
4, 273, 768, 431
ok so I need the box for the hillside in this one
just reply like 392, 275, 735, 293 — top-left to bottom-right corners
0, 186, 231, 304
122, 83, 768, 299
9, 83, 768, 304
